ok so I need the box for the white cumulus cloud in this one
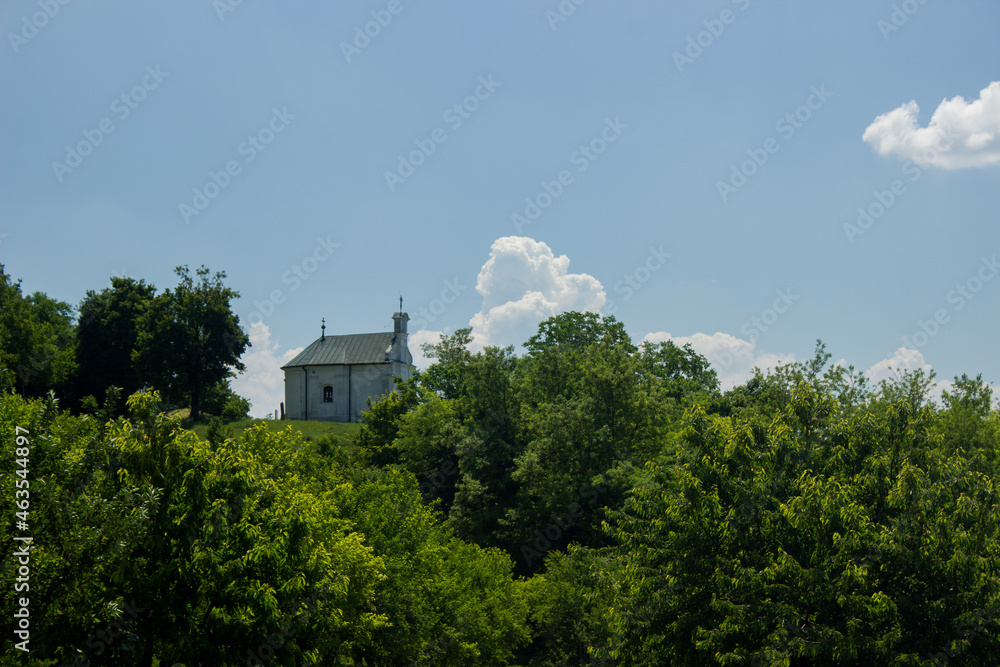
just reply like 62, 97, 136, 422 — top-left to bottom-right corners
865, 346, 933, 386
642, 330, 795, 390
862, 81, 1000, 169
468, 236, 605, 348
231, 322, 302, 419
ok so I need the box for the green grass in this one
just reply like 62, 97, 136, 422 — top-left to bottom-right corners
185, 416, 362, 444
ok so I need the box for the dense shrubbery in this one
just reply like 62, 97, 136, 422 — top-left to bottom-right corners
2, 307, 999, 665
356, 316, 1000, 666
0, 391, 527, 665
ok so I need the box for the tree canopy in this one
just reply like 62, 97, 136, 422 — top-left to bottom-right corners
0, 265, 76, 398
3, 297, 999, 665
132, 265, 249, 420
75, 276, 157, 414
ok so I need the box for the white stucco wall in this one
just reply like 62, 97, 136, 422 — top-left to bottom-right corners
283, 362, 413, 422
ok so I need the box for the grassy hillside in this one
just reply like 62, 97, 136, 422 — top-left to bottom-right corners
185, 416, 362, 444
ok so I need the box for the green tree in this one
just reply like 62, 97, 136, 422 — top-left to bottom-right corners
393, 394, 465, 511
507, 312, 675, 572
75, 276, 157, 414
420, 327, 475, 399
132, 265, 249, 420
2, 388, 534, 665
934, 373, 998, 472
0, 265, 77, 397
1, 390, 390, 664
337, 464, 530, 665
875, 366, 938, 414
200, 378, 251, 419
0, 390, 157, 664
446, 345, 523, 549
639, 339, 719, 402
518, 546, 612, 666
355, 374, 422, 466
597, 386, 1000, 665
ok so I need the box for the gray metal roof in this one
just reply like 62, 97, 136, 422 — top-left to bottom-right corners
281, 332, 397, 368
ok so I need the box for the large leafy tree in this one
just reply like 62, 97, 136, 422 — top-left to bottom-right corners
597, 383, 1000, 665
133, 265, 249, 420
0, 264, 76, 397
507, 312, 680, 572
375, 313, 722, 574
75, 276, 157, 414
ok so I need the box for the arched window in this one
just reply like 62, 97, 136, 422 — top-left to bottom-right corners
323, 385, 333, 403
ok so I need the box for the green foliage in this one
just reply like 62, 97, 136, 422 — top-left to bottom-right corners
355, 375, 422, 466
0, 390, 530, 664
336, 465, 530, 665
596, 389, 1000, 665
519, 546, 612, 666
382, 312, 727, 575
132, 265, 249, 420
4, 298, 1000, 666
75, 276, 157, 415
420, 327, 475, 399
205, 416, 233, 447
201, 379, 251, 419
0, 265, 76, 397
639, 339, 719, 402
428, 340, 522, 552
876, 366, 938, 413
393, 394, 464, 509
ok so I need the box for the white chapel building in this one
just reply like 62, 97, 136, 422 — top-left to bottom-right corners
281, 310, 414, 422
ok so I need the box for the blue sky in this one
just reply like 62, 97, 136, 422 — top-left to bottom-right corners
2, 0, 998, 417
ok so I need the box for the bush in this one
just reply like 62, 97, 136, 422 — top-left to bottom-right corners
200, 380, 250, 419
221, 392, 250, 419
206, 416, 233, 447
